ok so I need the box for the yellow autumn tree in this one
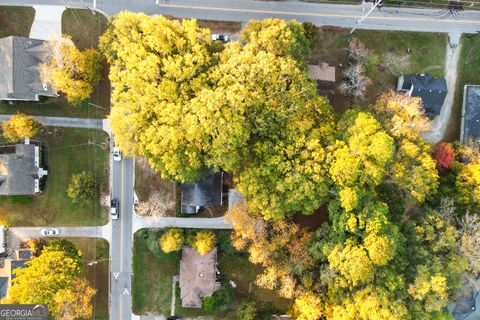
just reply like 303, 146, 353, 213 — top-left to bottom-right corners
43, 37, 102, 104
159, 228, 184, 253
456, 142, 480, 206
191, 231, 216, 255
54, 278, 96, 320
291, 291, 324, 320
1, 113, 42, 142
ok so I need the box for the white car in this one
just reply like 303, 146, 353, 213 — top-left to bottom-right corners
113, 147, 122, 161
111, 199, 119, 220
210, 34, 229, 42
41, 228, 59, 236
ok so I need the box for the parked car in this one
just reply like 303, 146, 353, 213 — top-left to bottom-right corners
113, 147, 122, 161
210, 34, 229, 42
111, 199, 120, 220
41, 228, 59, 236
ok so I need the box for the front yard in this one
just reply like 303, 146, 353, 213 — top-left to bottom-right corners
0, 6, 34, 38
309, 27, 447, 111
0, 127, 109, 227
132, 229, 288, 319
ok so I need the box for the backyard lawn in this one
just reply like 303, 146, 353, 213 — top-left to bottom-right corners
309, 26, 447, 111
0, 127, 109, 226
444, 33, 480, 142
132, 229, 288, 319
0, 6, 34, 38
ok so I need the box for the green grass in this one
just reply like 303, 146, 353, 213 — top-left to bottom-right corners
0, 99, 109, 118
132, 229, 289, 318
62, 9, 109, 50
0, 6, 35, 38
444, 33, 480, 142
309, 27, 447, 111
0, 127, 109, 227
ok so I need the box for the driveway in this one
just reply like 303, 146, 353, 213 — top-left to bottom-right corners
29, 5, 65, 40
132, 214, 233, 234
0, 115, 108, 133
423, 32, 462, 143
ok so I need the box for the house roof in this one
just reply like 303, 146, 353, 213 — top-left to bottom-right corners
448, 281, 480, 320
15, 249, 33, 260
179, 246, 220, 308
0, 248, 32, 299
181, 171, 223, 214
0, 36, 55, 101
462, 85, 480, 144
0, 144, 43, 195
0, 277, 8, 299
399, 74, 447, 118
307, 62, 336, 82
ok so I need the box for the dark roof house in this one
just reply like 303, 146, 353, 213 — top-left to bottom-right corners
0, 36, 56, 101
0, 248, 33, 299
397, 73, 447, 118
179, 246, 220, 308
448, 278, 480, 320
461, 85, 480, 144
0, 143, 48, 196
181, 171, 223, 214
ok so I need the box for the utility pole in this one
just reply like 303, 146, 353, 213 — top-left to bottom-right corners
350, 0, 383, 34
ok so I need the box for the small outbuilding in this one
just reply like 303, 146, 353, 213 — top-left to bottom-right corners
307, 62, 336, 83
397, 73, 447, 119
0, 143, 48, 195
179, 246, 220, 308
461, 85, 480, 144
448, 278, 480, 320
180, 171, 223, 214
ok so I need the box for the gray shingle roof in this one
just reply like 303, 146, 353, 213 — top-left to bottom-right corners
181, 172, 223, 214
462, 85, 480, 144
0, 144, 44, 195
0, 277, 8, 299
0, 36, 55, 101
398, 74, 447, 118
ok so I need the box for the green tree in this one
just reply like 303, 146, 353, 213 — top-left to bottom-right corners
236, 300, 257, 320
1, 113, 41, 142
159, 228, 184, 253
47, 239, 82, 262
43, 37, 102, 104
67, 171, 98, 203
202, 283, 235, 312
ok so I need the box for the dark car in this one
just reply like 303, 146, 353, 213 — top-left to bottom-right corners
210, 34, 229, 42
167, 317, 182, 320
110, 199, 119, 220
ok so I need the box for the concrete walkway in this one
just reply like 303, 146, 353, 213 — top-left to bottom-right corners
0, 115, 108, 132
423, 32, 462, 143
132, 214, 233, 234
30, 5, 65, 40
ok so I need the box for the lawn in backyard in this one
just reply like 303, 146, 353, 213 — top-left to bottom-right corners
132, 229, 288, 319
444, 33, 480, 142
0, 6, 34, 38
308, 26, 447, 111
0, 127, 109, 226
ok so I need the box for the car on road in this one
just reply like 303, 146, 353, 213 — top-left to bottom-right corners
111, 199, 119, 220
41, 228, 59, 236
210, 34, 229, 42
113, 147, 122, 161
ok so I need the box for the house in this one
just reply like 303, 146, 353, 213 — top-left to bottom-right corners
397, 73, 447, 119
461, 85, 480, 144
0, 143, 48, 195
180, 171, 223, 214
448, 278, 480, 320
0, 36, 56, 101
307, 62, 336, 83
0, 248, 33, 299
179, 246, 220, 308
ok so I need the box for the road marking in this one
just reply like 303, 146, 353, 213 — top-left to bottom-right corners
158, 3, 480, 25
123, 288, 130, 295
113, 272, 120, 279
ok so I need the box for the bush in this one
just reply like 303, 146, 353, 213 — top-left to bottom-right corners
202, 283, 235, 312
159, 228, 184, 253
191, 230, 216, 255
237, 300, 257, 320
66, 171, 98, 204
216, 231, 238, 255
302, 22, 317, 47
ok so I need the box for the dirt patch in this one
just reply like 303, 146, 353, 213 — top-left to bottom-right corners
135, 157, 176, 217
196, 19, 242, 34
293, 205, 329, 231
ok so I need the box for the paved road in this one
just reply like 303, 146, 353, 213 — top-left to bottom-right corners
110, 157, 134, 320
2, 0, 480, 33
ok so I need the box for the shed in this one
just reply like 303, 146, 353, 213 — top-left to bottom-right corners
307, 62, 336, 82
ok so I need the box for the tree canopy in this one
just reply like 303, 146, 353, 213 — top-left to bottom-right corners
2, 113, 41, 142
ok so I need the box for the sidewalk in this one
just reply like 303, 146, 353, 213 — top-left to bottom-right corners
29, 5, 65, 40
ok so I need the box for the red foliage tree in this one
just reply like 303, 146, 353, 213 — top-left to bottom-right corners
433, 143, 455, 171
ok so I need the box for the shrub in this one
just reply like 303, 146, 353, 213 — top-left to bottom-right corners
159, 228, 184, 253
202, 283, 235, 312
191, 231, 216, 255
66, 171, 98, 204
433, 143, 455, 171
237, 300, 257, 320
302, 22, 317, 47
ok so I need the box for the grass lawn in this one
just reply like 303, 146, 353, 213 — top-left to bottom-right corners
132, 229, 288, 319
0, 127, 109, 227
62, 9, 109, 50
0, 99, 109, 118
46, 238, 109, 320
309, 27, 447, 111
444, 33, 480, 142
0, 6, 34, 38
